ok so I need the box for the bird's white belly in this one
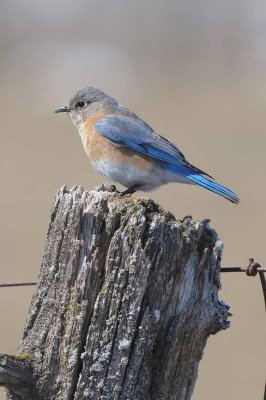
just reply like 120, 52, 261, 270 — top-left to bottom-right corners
91, 158, 190, 191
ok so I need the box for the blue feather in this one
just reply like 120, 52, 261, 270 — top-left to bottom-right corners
94, 114, 239, 203
94, 115, 200, 169
165, 163, 239, 203
187, 174, 239, 203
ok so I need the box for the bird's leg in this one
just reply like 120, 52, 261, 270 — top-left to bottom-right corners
109, 185, 121, 193
120, 183, 143, 197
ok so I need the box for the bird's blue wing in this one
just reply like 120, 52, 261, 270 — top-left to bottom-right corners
94, 114, 212, 177
94, 114, 239, 203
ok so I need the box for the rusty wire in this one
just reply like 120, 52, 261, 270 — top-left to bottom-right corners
0, 280, 37, 288
221, 258, 266, 311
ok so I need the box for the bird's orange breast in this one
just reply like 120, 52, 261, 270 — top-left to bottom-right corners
80, 112, 153, 172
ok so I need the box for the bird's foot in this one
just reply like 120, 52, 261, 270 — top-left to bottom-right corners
109, 185, 121, 194
181, 215, 192, 223
120, 183, 143, 197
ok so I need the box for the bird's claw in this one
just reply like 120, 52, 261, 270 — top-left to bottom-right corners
109, 185, 120, 194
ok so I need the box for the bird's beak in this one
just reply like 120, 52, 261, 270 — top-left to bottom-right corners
54, 105, 70, 113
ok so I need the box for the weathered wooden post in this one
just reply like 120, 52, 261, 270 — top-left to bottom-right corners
0, 185, 230, 400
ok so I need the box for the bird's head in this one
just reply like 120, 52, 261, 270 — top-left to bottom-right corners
55, 86, 118, 128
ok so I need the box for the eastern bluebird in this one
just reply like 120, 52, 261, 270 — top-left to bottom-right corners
55, 86, 239, 203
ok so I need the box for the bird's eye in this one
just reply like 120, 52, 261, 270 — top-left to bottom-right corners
76, 100, 87, 110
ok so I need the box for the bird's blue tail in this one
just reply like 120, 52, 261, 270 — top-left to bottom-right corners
185, 172, 239, 204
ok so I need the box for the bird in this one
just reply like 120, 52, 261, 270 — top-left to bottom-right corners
55, 86, 239, 203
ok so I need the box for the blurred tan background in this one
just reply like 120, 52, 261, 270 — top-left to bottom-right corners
0, 1, 265, 399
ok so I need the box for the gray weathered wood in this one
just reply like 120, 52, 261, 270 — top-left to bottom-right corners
3, 185, 230, 400
0, 354, 36, 399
